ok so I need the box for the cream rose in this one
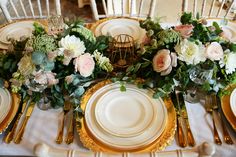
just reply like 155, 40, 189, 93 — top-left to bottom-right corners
153, 49, 177, 76
174, 24, 194, 38
205, 42, 223, 61
74, 53, 95, 77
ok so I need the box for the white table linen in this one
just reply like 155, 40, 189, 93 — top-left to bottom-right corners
0, 101, 236, 156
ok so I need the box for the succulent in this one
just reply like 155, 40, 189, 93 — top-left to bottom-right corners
156, 29, 180, 48
33, 34, 57, 53
71, 25, 96, 43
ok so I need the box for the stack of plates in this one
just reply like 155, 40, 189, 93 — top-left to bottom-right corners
221, 85, 236, 132
230, 88, 236, 117
92, 18, 146, 44
84, 82, 167, 150
0, 88, 12, 123
0, 21, 36, 49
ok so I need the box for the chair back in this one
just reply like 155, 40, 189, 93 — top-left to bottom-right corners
0, 0, 61, 22
182, 0, 236, 20
90, 0, 157, 20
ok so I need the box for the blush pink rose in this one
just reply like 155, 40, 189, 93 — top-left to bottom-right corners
174, 24, 194, 38
205, 42, 223, 61
74, 53, 95, 77
34, 71, 59, 86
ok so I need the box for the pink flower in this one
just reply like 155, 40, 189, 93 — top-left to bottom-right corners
142, 34, 151, 45
47, 51, 58, 61
153, 49, 177, 76
205, 42, 223, 61
174, 24, 194, 38
74, 53, 95, 77
220, 28, 232, 41
34, 71, 59, 86
65, 75, 74, 84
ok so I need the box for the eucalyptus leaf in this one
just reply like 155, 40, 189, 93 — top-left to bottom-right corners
32, 51, 46, 65
74, 86, 85, 97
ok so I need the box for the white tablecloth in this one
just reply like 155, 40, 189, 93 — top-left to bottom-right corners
0, 102, 236, 156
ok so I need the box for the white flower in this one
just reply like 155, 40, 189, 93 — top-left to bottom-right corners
59, 35, 86, 58
220, 49, 236, 74
175, 39, 206, 65
74, 53, 95, 77
205, 42, 223, 61
93, 50, 113, 72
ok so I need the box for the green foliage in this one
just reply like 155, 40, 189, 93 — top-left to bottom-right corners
33, 22, 46, 36
32, 51, 46, 65
180, 12, 193, 24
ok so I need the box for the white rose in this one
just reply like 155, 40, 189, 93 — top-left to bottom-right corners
74, 53, 95, 77
175, 39, 206, 65
205, 42, 223, 61
220, 50, 236, 74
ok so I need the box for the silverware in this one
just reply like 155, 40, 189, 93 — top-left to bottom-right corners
172, 92, 187, 147
55, 103, 71, 144
4, 99, 28, 143
213, 94, 234, 145
14, 101, 35, 144
205, 94, 222, 145
65, 109, 74, 144
178, 92, 196, 147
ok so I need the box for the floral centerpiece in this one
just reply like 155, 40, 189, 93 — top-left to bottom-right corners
125, 13, 236, 98
0, 19, 113, 115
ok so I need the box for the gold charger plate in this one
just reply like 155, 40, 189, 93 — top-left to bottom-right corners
77, 80, 176, 153
0, 93, 20, 134
221, 84, 236, 131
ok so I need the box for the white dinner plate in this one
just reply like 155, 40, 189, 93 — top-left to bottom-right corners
94, 18, 146, 44
207, 19, 236, 42
85, 82, 167, 150
0, 88, 12, 123
230, 88, 236, 117
95, 88, 154, 137
0, 21, 35, 44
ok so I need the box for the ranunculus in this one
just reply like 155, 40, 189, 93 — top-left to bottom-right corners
74, 53, 95, 77
153, 49, 177, 76
175, 39, 206, 65
34, 71, 59, 86
205, 42, 223, 61
220, 49, 236, 74
174, 24, 194, 38
59, 35, 86, 58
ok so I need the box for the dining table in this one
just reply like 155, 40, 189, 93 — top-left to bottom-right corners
0, 18, 236, 157
0, 101, 235, 157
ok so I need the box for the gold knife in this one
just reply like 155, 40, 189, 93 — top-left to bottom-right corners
14, 102, 35, 144
178, 92, 196, 147
172, 92, 187, 147
4, 98, 29, 143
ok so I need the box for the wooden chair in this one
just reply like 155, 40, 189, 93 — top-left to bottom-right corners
182, 0, 236, 20
90, 0, 157, 20
0, 0, 61, 23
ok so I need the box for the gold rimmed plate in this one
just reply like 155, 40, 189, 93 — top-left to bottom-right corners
77, 80, 176, 152
90, 17, 146, 44
0, 92, 20, 134
221, 84, 236, 131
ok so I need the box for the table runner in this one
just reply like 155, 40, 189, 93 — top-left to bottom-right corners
0, 102, 235, 157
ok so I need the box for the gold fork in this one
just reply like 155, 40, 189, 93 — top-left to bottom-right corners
205, 95, 222, 145
55, 103, 71, 144
65, 108, 74, 144
212, 94, 234, 145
